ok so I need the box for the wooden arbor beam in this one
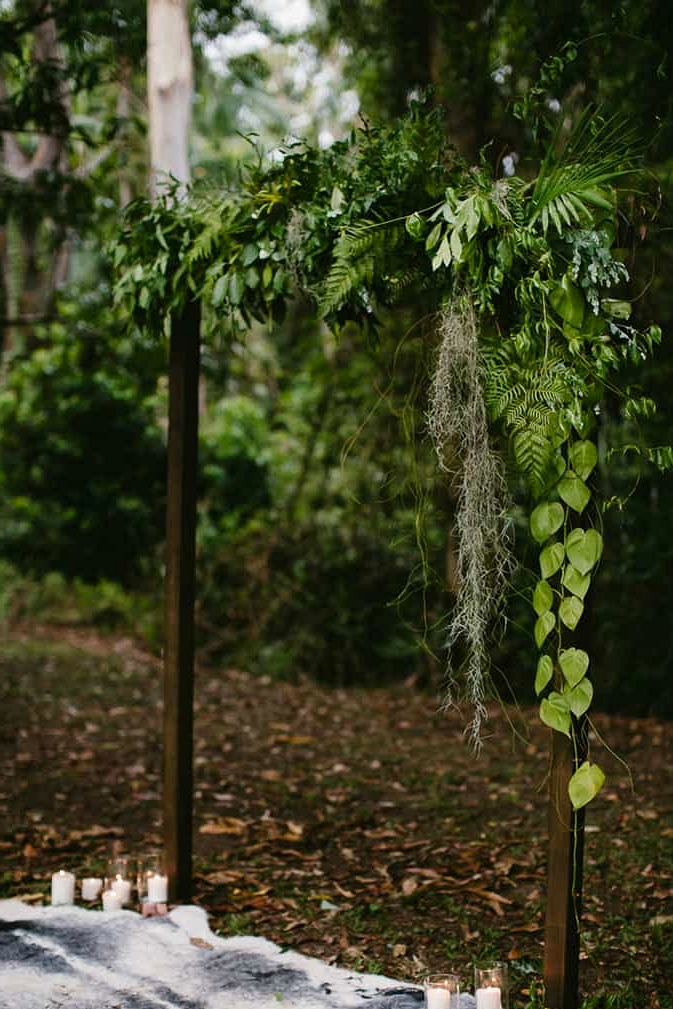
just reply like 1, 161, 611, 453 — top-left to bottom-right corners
163, 300, 201, 903
543, 723, 587, 1009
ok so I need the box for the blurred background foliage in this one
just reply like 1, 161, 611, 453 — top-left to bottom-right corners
2, 0, 673, 714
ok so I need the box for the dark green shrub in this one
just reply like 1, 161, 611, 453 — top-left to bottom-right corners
0, 324, 166, 583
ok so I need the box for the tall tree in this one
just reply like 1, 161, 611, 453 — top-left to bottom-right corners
147, 0, 193, 197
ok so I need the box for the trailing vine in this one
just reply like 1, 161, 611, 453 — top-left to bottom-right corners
112, 101, 667, 810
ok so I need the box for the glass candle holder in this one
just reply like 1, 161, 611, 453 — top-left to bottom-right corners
423, 973, 460, 1009
474, 962, 509, 1009
102, 886, 123, 911
138, 853, 169, 907
106, 856, 133, 906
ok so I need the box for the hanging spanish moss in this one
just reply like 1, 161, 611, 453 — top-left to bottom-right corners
427, 300, 514, 746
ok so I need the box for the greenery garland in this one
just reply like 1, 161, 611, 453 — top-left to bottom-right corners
113, 102, 667, 810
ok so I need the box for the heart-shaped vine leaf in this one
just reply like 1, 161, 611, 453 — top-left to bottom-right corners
569, 761, 605, 809
540, 542, 565, 578
564, 677, 593, 717
550, 274, 586, 329
562, 563, 591, 599
558, 471, 591, 513
559, 595, 584, 630
569, 440, 598, 481
535, 611, 556, 647
565, 528, 603, 575
533, 580, 554, 616
530, 501, 565, 543
559, 647, 589, 687
535, 654, 554, 695
540, 692, 571, 737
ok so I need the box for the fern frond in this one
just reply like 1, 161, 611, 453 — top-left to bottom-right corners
483, 349, 572, 494
319, 219, 407, 315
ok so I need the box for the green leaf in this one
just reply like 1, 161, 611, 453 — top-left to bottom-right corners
240, 243, 259, 267
431, 235, 452, 270
228, 272, 245, 306
569, 441, 597, 481
530, 501, 565, 543
559, 595, 584, 630
565, 528, 603, 575
533, 579, 554, 616
601, 298, 631, 320
559, 647, 589, 688
425, 222, 442, 251
535, 611, 556, 647
562, 563, 591, 600
535, 655, 554, 695
540, 693, 571, 736
540, 542, 565, 578
558, 472, 591, 513
569, 761, 605, 809
564, 678, 593, 717
405, 213, 424, 240
450, 228, 463, 261
212, 274, 228, 307
550, 274, 586, 329
330, 185, 345, 212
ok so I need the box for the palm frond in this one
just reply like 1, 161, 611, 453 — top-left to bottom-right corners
527, 107, 640, 233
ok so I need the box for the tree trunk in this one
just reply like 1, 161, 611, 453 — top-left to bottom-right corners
1, 8, 69, 356
147, 0, 192, 199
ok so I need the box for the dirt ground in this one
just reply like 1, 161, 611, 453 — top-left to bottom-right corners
1, 624, 672, 1006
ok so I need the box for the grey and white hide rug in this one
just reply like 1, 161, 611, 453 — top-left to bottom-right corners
0, 900, 477, 1009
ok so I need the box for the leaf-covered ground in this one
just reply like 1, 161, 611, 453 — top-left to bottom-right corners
1, 626, 672, 1007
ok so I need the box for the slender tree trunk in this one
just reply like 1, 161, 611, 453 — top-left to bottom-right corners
147, 0, 192, 199
1, 7, 69, 356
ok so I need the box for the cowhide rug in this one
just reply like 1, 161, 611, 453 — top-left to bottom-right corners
0, 899, 477, 1008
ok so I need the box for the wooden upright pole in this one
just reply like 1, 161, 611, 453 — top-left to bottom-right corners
543, 722, 587, 1009
163, 300, 201, 903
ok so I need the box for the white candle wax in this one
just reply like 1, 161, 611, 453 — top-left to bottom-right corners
51, 870, 75, 906
111, 876, 132, 904
147, 873, 168, 902
81, 877, 103, 901
102, 889, 123, 911
425, 987, 452, 1009
476, 987, 502, 1009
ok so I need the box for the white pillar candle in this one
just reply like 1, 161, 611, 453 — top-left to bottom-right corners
147, 873, 168, 902
425, 987, 452, 1009
81, 877, 103, 901
111, 876, 132, 904
51, 870, 75, 906
476, 987, 502, 1009
102, 889, 123, 911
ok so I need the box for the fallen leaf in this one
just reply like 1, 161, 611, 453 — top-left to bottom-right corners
190, 937, 214, 950
199, 817, 247, 835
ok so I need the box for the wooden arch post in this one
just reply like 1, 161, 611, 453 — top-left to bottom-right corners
543, 722, 587, 1009
163, 300, 201, 903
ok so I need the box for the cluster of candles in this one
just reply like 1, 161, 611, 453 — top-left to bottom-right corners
424, 962, 508, 1009
50, 855, 168, 912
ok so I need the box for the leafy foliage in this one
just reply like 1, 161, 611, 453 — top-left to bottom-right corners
113, 101, 667, 806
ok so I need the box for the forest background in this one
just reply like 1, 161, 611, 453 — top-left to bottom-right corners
2, 0, 673, 730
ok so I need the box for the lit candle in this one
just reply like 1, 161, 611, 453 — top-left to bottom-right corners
102, 888, 123, 911
476, 987, 502, 1009
147, 873, 168, 902
423, 974, 459, 1009
81, 877, 103, 901
425, 987, 452, 1009
111, 875, 132, 904
51, 870, 75, 906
